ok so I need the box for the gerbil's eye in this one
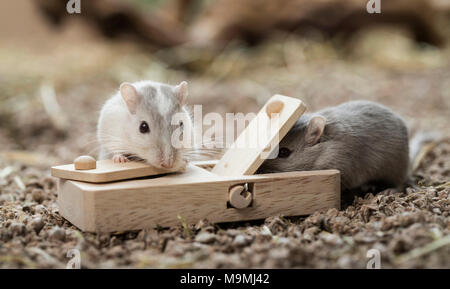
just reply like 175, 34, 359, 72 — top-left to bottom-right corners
179, 121, 184, 129
139, 121, 150, 134
278, 147, 292, 158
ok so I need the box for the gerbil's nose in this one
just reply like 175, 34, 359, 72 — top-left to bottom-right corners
161, 162, 172, 169
160, 158, 174, 169
159, 149, 175, 169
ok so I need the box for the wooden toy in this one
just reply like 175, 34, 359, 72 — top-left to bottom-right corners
52, 95, 340, 232
73, 155, 97, 170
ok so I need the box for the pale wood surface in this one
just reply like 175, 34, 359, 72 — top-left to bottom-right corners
57, 164, 340, 232
51, 159, 183, 183
189, 159, 219, 170
212, 95, 306, 176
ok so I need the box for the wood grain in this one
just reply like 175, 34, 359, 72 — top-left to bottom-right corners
51, 159, 183, 183
212, 95, 306, 176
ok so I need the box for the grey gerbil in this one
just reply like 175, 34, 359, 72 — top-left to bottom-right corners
258, 100, 410, 191
97, 80, 192, 170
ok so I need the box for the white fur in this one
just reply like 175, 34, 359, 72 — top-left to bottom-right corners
97, 80, 191, 170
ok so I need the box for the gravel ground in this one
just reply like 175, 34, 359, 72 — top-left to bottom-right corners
0, 14, 449, 268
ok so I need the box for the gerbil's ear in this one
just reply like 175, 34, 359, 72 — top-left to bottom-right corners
120, 82, 140, 114
173, 81, 188, 105
305, 115, 326, 146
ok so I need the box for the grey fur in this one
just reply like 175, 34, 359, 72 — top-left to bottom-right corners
258, 100, 409, 191
135, 82, 184, 162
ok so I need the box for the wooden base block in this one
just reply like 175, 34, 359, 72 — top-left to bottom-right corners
57, 165, 340, 232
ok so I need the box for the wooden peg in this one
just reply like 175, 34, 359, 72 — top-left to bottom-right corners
229, 184, 252, 209
74, 156, 96, 170
266, 100, 284, 118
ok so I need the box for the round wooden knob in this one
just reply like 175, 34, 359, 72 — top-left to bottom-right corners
74, 155, 96, 170
266, 100, 284, 118
229, 184, 252, 209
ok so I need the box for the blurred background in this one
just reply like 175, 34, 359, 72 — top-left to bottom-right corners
0, 0, 449, 269
0, 0, 449, 166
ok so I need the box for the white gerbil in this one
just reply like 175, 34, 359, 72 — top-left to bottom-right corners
97, 80, 192, 170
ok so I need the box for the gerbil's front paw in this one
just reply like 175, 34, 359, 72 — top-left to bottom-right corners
178, 159, 188, 171
113, 154, 129, 163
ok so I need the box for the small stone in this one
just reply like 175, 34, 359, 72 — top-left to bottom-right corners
10, 222, 26, 236
0, 229, 12, 242
42, 177, 56, 191
320, 232, 342, 246
232, 234, 249, 247
108, 246, 125, 258
22, 205, 32, 213
49, 227, 66, 242
98, 233, 110, 246
337, 256, 353, 268
31, 189, 44, 203
135, 230, 146, 243
0, 195, 10, 205
275, 237, 290, 245
6, 211, 15, 219
30, 217, 45, 234
303, 227, 319, 241
432, 208, 441, 215
195, 219, 212, 230
260, 226, 272, 236
224, 229, 242, 237
110, 236, 122, 247
127, 242, 144, 251
195, 232, 216, 244
34, 205, 46, 214
268, 247, 289, 259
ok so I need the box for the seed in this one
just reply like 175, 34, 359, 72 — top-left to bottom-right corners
195, 232, 216, 244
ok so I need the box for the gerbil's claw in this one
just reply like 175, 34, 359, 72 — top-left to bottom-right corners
113, 154, 129, 163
